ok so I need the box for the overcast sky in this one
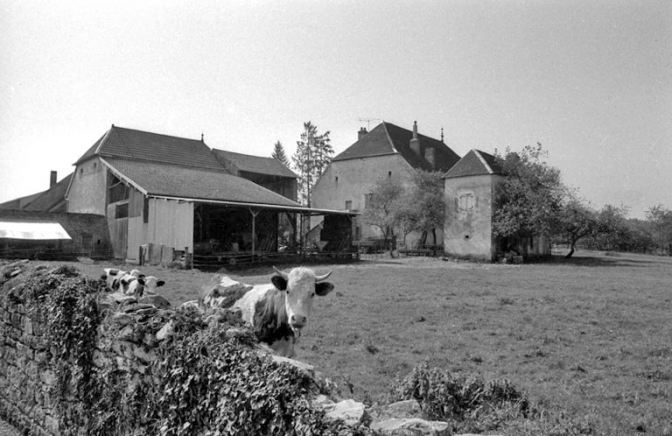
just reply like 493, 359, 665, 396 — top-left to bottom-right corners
1, 0, 670, 218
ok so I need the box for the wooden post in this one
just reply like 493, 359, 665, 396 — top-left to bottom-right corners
185, 246, 191, 269
249, 209, 260, 257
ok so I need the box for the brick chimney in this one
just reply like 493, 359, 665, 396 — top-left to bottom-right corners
358, 127, 368, 140
409, 121, 420, 155
424, 146, 435, 169
50, 171, 57, 188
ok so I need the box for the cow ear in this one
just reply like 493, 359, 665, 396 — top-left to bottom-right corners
315, 282, 334, 296
157, 280, 165, 287
271, 275, 288, 291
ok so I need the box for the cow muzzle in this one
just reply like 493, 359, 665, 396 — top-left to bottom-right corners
290, 314, 307, 337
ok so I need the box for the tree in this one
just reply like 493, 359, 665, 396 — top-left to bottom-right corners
493, 143, 564, 253
399, 170, 445, 249
360, 175, 405, 254
291, 122, 333, 206
271, 141, 290, 168
646, 205, 672, 255
556, 195, 599, 259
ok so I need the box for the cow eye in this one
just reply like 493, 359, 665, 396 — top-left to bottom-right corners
310, 292, 315, 298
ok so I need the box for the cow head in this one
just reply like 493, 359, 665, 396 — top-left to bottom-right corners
271, 266, 334, 337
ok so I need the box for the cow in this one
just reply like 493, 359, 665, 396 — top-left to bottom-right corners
125, 275, 165, 297
101, 268, 128, 291
231, 266, 334, 358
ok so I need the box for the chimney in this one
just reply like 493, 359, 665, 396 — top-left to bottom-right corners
409, 121, 421, 155
50, 171, 57, 188
424, 146, 435, 169
358, 127, 368, 140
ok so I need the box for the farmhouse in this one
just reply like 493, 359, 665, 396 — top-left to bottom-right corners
443, 149, 550, 261
311, 121, 461, 250
65, 125, 355, 265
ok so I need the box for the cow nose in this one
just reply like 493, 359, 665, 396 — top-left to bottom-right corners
290, 314, 307, 328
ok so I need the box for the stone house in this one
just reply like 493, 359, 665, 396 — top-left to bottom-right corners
311, 121, 461, 249
443, 149, 551, 261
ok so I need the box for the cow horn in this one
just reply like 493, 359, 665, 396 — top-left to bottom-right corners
315, 270, 332, 282
272, 266, 289, 279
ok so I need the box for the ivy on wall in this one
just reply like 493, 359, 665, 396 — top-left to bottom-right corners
8, 267, 374, 436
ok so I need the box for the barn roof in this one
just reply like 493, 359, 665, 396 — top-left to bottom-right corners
75, 125, 224, 171
443, 149, 503, 178
212, 149, 297, 178
332, 121, 461, 172
102, 158, 302, 208
23, 173, 73, 213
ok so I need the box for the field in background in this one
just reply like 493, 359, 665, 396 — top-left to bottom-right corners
49, 251, 672, 434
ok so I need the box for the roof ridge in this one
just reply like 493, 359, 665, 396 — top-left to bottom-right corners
95, 127, 113, 155
380, 121, 399, 154
113, 125, 203, 143
473, 149, 494, 174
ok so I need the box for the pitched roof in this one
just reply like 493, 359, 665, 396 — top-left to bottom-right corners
0, 192, 44, 210
443, 149, 503, 178
332, 121, 461, 172
212, 149, 297, 178
24, 173, 73, 212
102, 158, 301, 207
74, 125, 223, 171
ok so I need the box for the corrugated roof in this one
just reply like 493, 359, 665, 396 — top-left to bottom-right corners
443, 149, 503, 178
74, 126, 223, 171
333, 121, 461, 172
0, 221, 71, 240
103, 158, 301, 207
212, 149, 297, 178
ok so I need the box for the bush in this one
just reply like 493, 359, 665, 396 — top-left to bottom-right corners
388, 362, 530, 433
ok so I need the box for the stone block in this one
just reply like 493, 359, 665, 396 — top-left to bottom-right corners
324, 399, 369, 427
370, 417, 450, 435
370, 399, 424, 421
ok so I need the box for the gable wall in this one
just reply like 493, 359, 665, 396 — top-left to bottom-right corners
312, 154, 439, 245
67, 158, 107, 215
443, 174, 504, 261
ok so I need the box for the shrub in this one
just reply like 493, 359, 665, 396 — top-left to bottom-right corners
388, 362, 530, 433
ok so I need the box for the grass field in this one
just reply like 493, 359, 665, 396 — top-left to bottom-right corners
36, 251, 672, 434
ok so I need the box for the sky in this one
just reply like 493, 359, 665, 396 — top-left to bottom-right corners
1, 0, 670, 219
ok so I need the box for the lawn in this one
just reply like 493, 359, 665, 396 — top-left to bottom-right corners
47, 251, 672, 434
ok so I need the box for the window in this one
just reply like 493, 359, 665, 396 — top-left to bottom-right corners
388, 171, 392, 178
364, 193, 375, 209
345, 200, 352, 210
115, 202, 129, 218
458, 193, 475, 212
335, 176, 339, 184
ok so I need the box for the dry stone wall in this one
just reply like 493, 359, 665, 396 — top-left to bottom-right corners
0, 261, 500, 436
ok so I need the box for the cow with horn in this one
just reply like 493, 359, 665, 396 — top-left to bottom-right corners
231, 266, 334, 358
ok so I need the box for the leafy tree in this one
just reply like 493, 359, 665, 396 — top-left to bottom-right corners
397, 170, 445, 249
271, 140, 290, 168
556, 195, 599, 258
646, 204, 672, 255
291, 122, 333, 206
556, 196, 627, 258
493, 143, 564, 253
360, 174, 405, 253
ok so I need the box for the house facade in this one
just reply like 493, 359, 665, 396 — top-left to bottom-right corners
311, 121, 461, 248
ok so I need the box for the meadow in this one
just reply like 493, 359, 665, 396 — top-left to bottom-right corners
69, 251, 672, 434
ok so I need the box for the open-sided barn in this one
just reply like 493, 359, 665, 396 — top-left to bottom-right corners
66, 125, 356, 266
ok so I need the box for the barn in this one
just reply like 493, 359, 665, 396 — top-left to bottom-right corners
66, 125, 356, 266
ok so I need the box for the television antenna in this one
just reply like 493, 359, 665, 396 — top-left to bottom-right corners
357, 118, 380, 130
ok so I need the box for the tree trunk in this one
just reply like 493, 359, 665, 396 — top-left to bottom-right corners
565, 240, 576, 259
